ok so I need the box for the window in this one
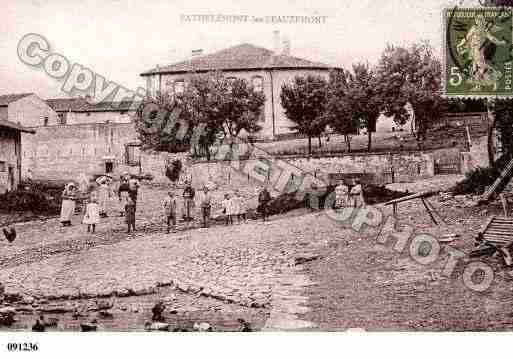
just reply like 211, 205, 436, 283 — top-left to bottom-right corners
174, 80, 185, 94
105, 161, 114, 174
252, 76, 263, 92
57, 113, 66, 125
44, 116, 48, 126
125, 144, 141, 166
164, 79, 174, 94
0, 161, 5, 172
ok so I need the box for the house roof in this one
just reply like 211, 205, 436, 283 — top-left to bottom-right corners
0, 93, 34, 107
0, 119, 36, 133
45, 98, 139, 113
140, 43, 336, 76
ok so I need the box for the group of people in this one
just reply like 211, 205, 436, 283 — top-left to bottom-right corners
59, 173, 140, 234
334, 179, 365, 209
221, 191, 247, 225
161, 183, 274, 232
59, 173, 276, 236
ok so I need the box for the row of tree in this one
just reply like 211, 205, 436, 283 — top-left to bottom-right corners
281, 41, 444, 154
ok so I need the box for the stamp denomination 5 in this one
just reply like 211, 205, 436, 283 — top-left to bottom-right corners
444, 7, 513, 97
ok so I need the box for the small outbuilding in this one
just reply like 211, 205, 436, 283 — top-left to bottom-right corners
0, 119, 35, 193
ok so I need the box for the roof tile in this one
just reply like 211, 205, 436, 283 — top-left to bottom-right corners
0, 93, 34, 106
141, 43, 334, 75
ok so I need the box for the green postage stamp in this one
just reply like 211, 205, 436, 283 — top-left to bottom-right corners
444, 7, 513, 97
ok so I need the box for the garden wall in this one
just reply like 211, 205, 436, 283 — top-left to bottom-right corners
179, 151, 436, 191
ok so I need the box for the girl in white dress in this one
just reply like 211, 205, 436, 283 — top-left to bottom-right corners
221, 193, 233, 226
83, 192, 100, 233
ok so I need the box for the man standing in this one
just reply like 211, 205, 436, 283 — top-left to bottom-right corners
183, 180, 195, 222
198, 186, 212, 228
258, 186, 272, 222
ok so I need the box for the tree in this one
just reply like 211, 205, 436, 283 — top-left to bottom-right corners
220, 78, 265, 146
280, 75, 328, 155
134, 92, 193, 153
376, 42, 445, 148
134, 72, 265, 161
493, 98, 513, 159
324, 69, 360, 152
334, 63, 381, 152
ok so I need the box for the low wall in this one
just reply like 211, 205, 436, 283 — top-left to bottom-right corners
181, 151, 436, 191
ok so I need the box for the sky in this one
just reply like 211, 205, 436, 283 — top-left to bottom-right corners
0, 0, 481, 99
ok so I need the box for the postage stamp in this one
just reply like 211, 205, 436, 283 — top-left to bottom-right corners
444, 7, 513, 97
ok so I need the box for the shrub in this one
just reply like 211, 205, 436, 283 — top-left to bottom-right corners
165, 159, 182, 182
133, 173, 154, 181
451, 154, 512, 195
0, 181, 63, 214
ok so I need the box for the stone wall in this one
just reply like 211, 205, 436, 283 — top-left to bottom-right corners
22, 123, 139, 181
179, 151, 435, 192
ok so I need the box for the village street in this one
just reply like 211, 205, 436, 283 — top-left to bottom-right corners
2, 175, 513, 331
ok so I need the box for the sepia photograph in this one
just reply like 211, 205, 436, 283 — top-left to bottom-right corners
2, 0, 513, 357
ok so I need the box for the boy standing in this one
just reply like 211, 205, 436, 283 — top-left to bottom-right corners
163, 191, 177, 233
125, 196, 136, 234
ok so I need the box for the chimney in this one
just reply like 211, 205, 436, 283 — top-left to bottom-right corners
273, 30, 281, 55
191, 49, 203, 57
281, 36, 291, 56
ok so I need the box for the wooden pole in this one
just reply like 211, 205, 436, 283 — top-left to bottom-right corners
421, 197, 438, 225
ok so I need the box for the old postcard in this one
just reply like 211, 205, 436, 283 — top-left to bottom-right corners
1, 0, 513, 357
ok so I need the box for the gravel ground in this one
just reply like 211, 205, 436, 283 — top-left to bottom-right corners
301, 176, 513, 330
4, 175, 513, 331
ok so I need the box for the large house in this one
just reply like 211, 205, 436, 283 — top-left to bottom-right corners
140, 41, 337, 139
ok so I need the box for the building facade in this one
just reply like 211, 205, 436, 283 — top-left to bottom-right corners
0, 93, 140, 181
0, 119, 35, 193
140, 43, 336, 139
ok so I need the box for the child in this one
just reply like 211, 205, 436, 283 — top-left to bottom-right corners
239, 193, 247, 222
221, 193, 233, 226
162, 191, 177, 233
234, 191, 247, 223
125, 196, 136, 233
257, 186, 271, 221
118, 174, 130, 217
83, 192, 100, 233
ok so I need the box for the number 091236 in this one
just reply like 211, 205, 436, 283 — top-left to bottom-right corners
6, 342, 39, 351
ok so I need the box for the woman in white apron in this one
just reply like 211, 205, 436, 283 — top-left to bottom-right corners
96, 176, 112, 217
59, 183, 77, 226
335, 182, 349, 208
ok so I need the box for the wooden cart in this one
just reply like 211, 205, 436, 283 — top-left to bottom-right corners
470, 216, 513, 266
